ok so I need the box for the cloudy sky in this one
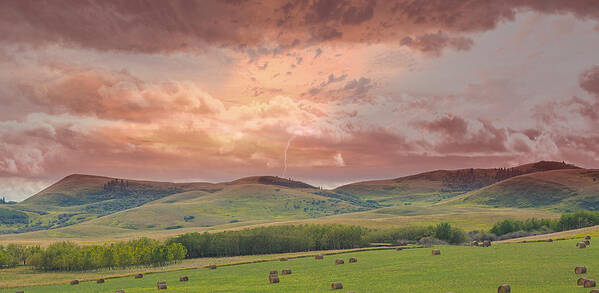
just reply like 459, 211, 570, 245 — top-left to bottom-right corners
1, 0, 599, 200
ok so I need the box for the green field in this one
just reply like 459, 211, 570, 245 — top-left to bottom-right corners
4, 238, 597, 292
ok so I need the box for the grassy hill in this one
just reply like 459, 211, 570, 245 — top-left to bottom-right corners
446, 169, 599, 211
0, 175, 373, 234
335, 161, 579, 205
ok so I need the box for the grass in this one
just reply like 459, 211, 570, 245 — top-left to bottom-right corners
3, 238, 597, 292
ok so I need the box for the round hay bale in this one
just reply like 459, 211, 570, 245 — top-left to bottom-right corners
586, 235, 591, 240
497, 284, 510, 293
575, 266, 588, 274
315, 254, 324, 259
282, 269, 292, 275
471, 241, 479, 247
589, 290, 599, 293
349, 257, 357, 263
70, 280, 79, 285
432, 249, 441, 255
134, 273, 143, 279
335, 259, 344, 264
180, 276, 189, 282
578, 242, 587, 248
269, 275, 280, 283
579, 277, 589, 286
585, 279, 597, 288
483, 240, 492, 247
584, 240, 591, 245
97, 278, 105, 284
116, 290, 125, 293
270, 270, 278, 275
331, 282, 343, 289
209, 264, 217, 269
157, 281, 167, 290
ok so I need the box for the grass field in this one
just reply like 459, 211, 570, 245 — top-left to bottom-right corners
3, 238, 597, 292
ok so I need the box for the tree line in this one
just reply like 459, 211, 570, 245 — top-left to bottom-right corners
0, 238, 186, 271
489, 211, 599, 237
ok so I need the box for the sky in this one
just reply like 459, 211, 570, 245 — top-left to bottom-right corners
1, 0, 599, 201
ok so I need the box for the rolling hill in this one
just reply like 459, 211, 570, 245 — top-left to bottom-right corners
0, 175, 374, 234
445, 168, 599, 211
335, 161, 580, 205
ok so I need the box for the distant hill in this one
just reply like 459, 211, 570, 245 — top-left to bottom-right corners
335, 161, 580, 205
446, 169, 599, 211
1, 174, 369, 234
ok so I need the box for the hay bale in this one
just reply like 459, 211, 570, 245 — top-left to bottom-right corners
97, 278, 105, 284
157, 281, 167, 290
575, 266, 588, 274
584, 240, 591, 245
180, 276, 189, 282
209, 264, 217, 269
335, 259, 345, 264
578, 242, 587, 248
585, 279, 597, 288
269, 275, 280, 283
70, 280, 79, 285
116, 290, 125, 293
483, 240, 492, 247
579, 277, 589, 286
315, 254, 324, 259
497, 284, 510, 293
586, 235, 591, 240
349, 257, 357, 263
396, 247, 403, 251
471, 241, 479, 247
331, 282, 343, 289
282, 269, 292, 275
280, 257, 288, 261
590, 290, 599, 293
432, 249, 441, 255
270, 270, 278, 275
134, 273, 143, 279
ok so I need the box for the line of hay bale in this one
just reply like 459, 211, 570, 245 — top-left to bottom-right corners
432, 249, 441, 255
575, 266, 588, 274
209, 264, 217, 269
97, 278, 105, 284
180, 276, 189, 282
70, 280, 79, 285
282, 269, 292, 275
331, 282, 343, 289
497, 284, 511, 292
315, 254, 324, 259
157, 281, 167, 290
335, 259, 345, 264
134, 273, 143, 279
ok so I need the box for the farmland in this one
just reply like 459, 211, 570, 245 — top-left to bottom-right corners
3, 237, 598, 292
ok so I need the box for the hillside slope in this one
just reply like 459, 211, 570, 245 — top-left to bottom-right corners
335, 161, 579, 205
0, 175, 374, 234
445, 169, 599, 211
